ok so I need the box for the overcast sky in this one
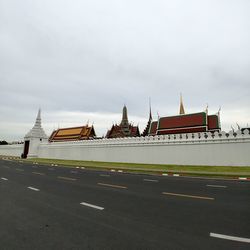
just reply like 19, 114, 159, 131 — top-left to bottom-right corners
0, 0, 250, 141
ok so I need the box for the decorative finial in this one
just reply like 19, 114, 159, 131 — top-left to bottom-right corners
205, 103, 208, 114
149, 97, 152, 120
179, 93, 185, 115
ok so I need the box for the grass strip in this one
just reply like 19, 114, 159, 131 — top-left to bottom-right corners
22, 157, 250, 177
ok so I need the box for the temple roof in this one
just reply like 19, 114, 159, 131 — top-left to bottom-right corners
24, 109, 48, 139
106, 124, 140, 138
208, 115, 220, 131
158, 112, 207, 130
49, 125, 96, 142
149, 121, 158, 135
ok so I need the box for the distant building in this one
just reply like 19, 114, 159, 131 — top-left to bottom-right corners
106, 105, 140, 138
49, 125, 96, 142
142, 96, 221, 136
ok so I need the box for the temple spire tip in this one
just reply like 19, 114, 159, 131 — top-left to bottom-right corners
179, 93, 185, 115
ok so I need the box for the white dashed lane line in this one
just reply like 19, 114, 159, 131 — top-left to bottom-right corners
32, 172, 45, 176
206, 184, 227, 188
1, 177, 8, 181
98, 182, 127, 189
80, 202, 104, 210
57, 176, 77, 181
16, 168, 24, 171
143, 179, 159, 183
162, 192, 214, 200
210, 232, 250, 243
27, 186, 40, 192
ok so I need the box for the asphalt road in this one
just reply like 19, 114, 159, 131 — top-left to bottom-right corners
0, 159, 250, 250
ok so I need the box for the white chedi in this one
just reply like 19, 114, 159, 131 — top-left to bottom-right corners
24, 109, 48, 140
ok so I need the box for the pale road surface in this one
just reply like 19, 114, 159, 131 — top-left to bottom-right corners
0, 159, 250, 249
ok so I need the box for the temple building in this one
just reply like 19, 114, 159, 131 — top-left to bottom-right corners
143, 96, 221, 136
49, 125, 96, 142
141, 105, 153, 137
106, 105, 140, 138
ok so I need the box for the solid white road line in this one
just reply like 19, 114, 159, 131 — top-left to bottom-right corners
27, 186, 40, 192
143, 179, 159, 182
1, 177, 8, 181
206, 184, 227, 188
210, 232, 250, 243
80, 202, 104, 210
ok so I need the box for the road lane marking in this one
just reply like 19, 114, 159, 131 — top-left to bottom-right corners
32, 172, 45, 176
100, 174, 110, 177
98, 182, 127, 189
27, 186, 40, 192
117, 170, 123, 173
57, 176, 76, 181
143, 179, 159, 182
162, 173, 168, 176
1, 177, 8, 181
206, 184, 227, 188
16, 168, 24, 171
80, 202, 104, 210
162, 192, 214, 200
173, 174, 180, 176
210, 232, 250, 243
110, 169, 116, 172
239, 177, 247, 180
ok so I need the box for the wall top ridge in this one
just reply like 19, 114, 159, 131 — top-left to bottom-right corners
41, 130, 250, 147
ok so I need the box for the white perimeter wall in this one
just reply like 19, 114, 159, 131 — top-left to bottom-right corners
0, 144, 23, 157
38, 131, 250, 166
1, 131, 250, 166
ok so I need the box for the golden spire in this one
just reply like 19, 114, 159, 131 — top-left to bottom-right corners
179, 93, 185, 115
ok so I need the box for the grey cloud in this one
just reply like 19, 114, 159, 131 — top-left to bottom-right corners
0, 0, 250, 140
